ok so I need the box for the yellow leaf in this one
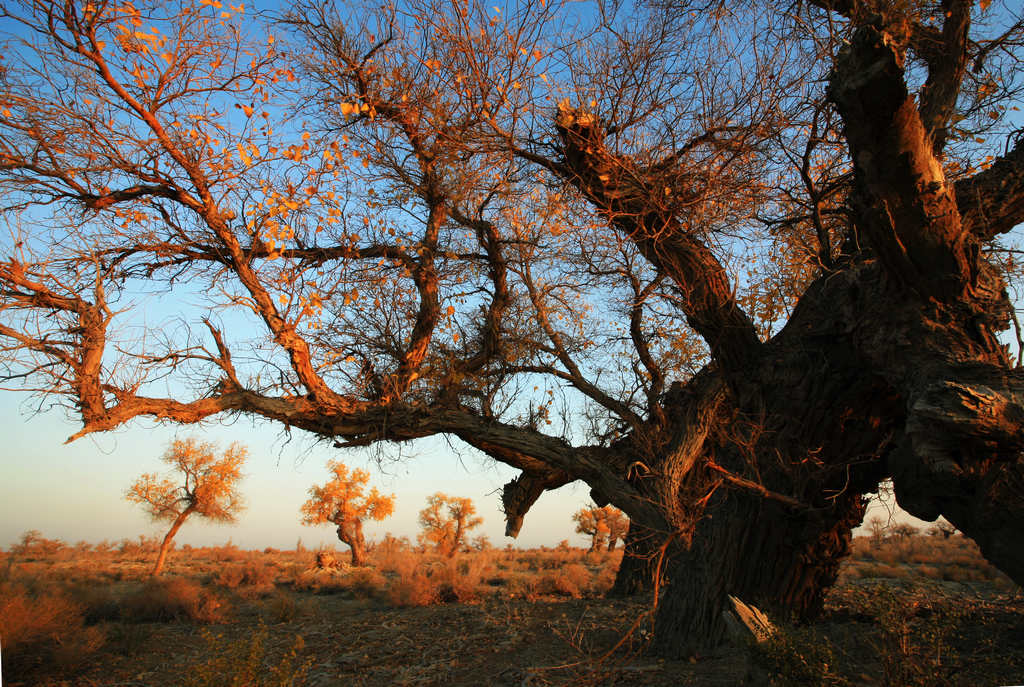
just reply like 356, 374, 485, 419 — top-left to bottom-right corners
161, 52, 174, 64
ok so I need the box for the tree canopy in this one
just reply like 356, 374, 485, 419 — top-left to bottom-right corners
125, 437, 246, 573
418, 492, 483, 557
300, 460, 394, 565
3, 0, 1024, 655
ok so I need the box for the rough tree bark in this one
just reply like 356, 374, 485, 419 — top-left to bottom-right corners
336, 519, 367, 566
608, 521, 659, 597
533, 10, 1024, 656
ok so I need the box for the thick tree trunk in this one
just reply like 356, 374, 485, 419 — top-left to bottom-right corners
608, 521, 659, 597
650, 490, 865, 657
627, 261, 903, 655
337, 520, 367, 566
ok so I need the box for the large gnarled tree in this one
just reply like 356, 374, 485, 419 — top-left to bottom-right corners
2, 0, 1024, 656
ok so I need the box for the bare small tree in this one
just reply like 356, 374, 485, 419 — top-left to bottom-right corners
126, 438, 246, 576
300, 460, 394, 566
892, 524, 920, 540
418, 493, 483, 557
866, 517, 888, 549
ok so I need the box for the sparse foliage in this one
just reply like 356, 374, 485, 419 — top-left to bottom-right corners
929, 521, 957, 539
867, 518, 889, 550
892, 524, 920, 541
418, 493, 483, 557
300, 460, 394, 565
126, 438, 246, 575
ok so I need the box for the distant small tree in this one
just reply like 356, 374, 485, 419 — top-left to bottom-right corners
866, 517, 888, 549
573, 505, 629, 552
126, 438, 246, 576
418, 493, 483, 557
929, 521, 957, 539
573, 506, 608, 552
603, 507, 630, 552
13, 530, 65, 557
892, 523, 920, 540
300, 460, 394, 566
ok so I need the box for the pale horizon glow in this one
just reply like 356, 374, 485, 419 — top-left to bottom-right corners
0, 391, 598, 552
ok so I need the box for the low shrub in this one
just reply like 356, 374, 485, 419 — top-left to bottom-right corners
0, 580, 105, 676
67, 582, 121, 624
263, 591, 303, 624
386, 569, 438, 606
536, 563, 593, 598
751, 624, 849, 687
344, 566, 388, 598
216, 561, 276, 588
215, 561, 278, 598
121, 577, 229, 624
